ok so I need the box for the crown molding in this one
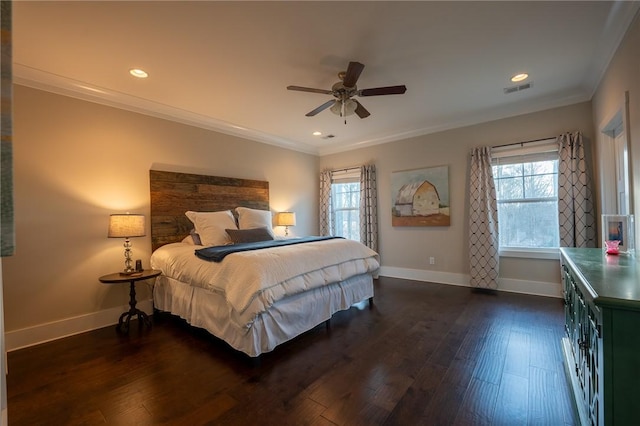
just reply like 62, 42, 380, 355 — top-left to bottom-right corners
13, 64, 320, 156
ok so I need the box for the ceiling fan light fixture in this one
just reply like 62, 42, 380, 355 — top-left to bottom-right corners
344, 99, 357, 116
330, 99, 357, 117
330, 100, 342, 116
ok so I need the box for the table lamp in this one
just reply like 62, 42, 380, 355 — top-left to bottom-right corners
276, 211, 296, 237
108, 213, 145, 274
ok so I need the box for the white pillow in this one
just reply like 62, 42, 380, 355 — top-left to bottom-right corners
185, 210, 238, 246
236, 207, 275, 237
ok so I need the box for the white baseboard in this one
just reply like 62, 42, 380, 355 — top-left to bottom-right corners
5, 267, 561, 352
5, 299, 153, 352
378, 266, 562, 298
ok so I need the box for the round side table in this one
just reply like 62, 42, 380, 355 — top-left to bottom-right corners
99, 269, 161, 333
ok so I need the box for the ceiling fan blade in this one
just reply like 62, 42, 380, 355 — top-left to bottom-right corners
359, 85, 407, 96
287, 85, 332, 95
342, 61, 365, 88
305, 100, 336, 117
353, 100, 371, 119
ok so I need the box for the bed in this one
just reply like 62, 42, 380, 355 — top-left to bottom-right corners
149, 170, 380, 357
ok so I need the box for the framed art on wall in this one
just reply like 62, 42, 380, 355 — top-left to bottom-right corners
391, 165, 450, 226
601, 214, 634, 254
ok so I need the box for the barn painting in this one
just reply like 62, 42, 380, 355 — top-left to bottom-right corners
391, 165, 450, 226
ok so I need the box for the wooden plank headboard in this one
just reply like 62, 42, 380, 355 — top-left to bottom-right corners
150, 170, 269, 251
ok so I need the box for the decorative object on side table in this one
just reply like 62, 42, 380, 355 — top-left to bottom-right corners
276, 211, 296, 236
108, 213, 146, 273
601, 214, 634, 255
604, 239, 621, 255
99, 269, 161, 333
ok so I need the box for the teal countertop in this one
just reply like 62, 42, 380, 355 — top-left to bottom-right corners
560, 248, 640, 310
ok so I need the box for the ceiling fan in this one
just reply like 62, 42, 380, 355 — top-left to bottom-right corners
287, 61, 407, 122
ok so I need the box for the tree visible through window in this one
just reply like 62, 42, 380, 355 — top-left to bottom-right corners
331, 181, 360, 241
492, 155, 559, 248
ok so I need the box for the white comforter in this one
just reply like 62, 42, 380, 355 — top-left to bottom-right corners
150, 238, 380, 322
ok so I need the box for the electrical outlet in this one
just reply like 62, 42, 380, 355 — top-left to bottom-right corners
429, 256, 435, 265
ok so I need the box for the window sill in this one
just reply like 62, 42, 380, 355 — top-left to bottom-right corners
499, 247, 559, 260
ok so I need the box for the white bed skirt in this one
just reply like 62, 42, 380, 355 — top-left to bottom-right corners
153, 273, 374, 357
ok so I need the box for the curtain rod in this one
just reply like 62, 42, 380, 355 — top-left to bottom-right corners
492, 136, 557, 149
331, 166, 361, 173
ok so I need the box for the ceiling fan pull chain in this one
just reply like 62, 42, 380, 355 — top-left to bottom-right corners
342, 100, 347, 124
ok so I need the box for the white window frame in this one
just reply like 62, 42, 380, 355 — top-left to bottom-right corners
492, 139, 559, 260
331, 169, 361, 241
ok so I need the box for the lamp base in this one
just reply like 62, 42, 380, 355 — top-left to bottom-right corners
121, 238, 135, 275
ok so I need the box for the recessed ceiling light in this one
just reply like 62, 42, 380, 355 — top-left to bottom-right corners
312, 131, 322, 136
511, 73, 528, 82
129, 68, 148, 78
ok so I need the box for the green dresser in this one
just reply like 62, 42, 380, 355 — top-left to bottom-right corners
560, 248, 640, 426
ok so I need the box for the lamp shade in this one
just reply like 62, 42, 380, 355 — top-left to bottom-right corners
108, 214, 146, 238
276, 212, 296, 227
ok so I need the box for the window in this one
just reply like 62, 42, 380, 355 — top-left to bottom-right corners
331, 170, 360, 241
492, 141, 559, 252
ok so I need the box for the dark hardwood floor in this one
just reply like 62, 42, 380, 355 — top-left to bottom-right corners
7, 277, 577, 425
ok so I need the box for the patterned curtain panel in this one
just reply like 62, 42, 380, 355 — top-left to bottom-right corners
359, 164, 378, 252
558, 132, 596, 248
468, 147, 499, 289
319, 170, 333, 236
1, 0, 14, 257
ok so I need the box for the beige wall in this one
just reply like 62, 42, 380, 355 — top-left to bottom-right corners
8, 9, 640, 340
3, 85, 318, 333
592, 13, 640, 235
320, 102, 594, 287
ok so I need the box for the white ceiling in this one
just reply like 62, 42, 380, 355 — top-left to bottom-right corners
12, 1, 640, 156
